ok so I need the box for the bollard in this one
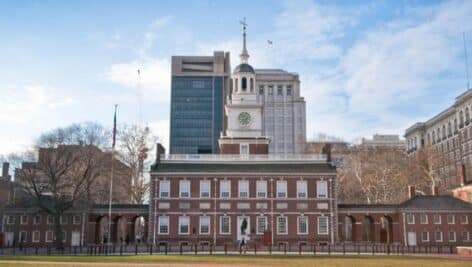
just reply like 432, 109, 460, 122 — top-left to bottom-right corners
224, 244, 227, 255
254, 243, 257, 255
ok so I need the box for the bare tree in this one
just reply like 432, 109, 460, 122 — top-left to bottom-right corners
117, 124, 158, 204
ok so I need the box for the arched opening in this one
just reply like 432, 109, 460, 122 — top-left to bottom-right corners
448, 122, 452, 136
235, 78, 238, 92
460, 110, 464, 126
363, 216, 374, 242
115, 216, 127, 244
466, 107, 470, 124
241, 77, 247, 91
96, 216, 109, 244
250, 78, 254, 92
133, 216, 146, 244
380, 216, 393, 243
344, 216, 355, 242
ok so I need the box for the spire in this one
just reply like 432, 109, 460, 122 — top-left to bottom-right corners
239, 18, 249, 63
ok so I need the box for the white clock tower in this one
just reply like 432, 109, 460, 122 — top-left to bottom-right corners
219, 20, 270, 155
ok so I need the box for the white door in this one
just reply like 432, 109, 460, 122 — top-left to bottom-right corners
5, 232, 13, 247
71, 231, 81, 246
237, 216, 250, 243
407, 232, 417, 246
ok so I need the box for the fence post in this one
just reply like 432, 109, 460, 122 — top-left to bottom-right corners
120, 245, 123, 256
209, 243, 213, 255
150, 244, 153, 255
328, 244, 331, 256
179, 243, 183, 255
224, 244, 227, 255
165, 244, 168, 255
135, 244, 138, 255
313, 244, 316, 255
284, 243, 287, 255
254, 243, 257, 255
342, 243, 345, 255
269, 244, 272, 255
387, 244, 390, 255
194, 243, 198, 255
299, 243, 302, 255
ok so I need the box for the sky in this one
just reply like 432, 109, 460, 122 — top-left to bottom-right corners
1, 0, 472, 154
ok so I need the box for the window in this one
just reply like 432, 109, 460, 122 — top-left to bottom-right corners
257, 216, 267, 234
407, 214, 415, 224
318, 216, 329, 235
47, 215, 55, 225
433, 214, 442, 224
199, 216, 210, 235
17, 231, 27, 243
259, 86, 264, 95
461, 215, 469, 224
240, 144, 249, 155
420, 214, 428, 224
241, 77, 247, 91
32, 231, 40, 243
45, 231, 54, 243
159, 180, 170, 198
298, 216, 308, 235
220, 216, 230, 234
238, 180, 249, 198
286, 86, 292, 96
6, 215, 15, 224
421, 231, 429, 242
268, 85, 274, 95
449, 231, 456, 242
447, 215, 455, 224
256, 180, 267, 198
277, 86, 283, 96
158, 216, 169, 235
276, 180, 287, 198
435, 230, 443, 242
317, 181, 328, 198
220, 180, 231, 198
200, 180, 211, 198
33, 215, 41, 225
462, 231, 470, 241
178, 216, 189, 235
60, 215, 67, 225
277, 216, 287, 235
20, 215, 27, 225
179, 180, 190, 198
73, 215, 81, 225
61, 231, 66, 242
297, 180, 307, 198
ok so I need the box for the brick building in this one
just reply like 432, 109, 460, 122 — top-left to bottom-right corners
0, 163, 14, 234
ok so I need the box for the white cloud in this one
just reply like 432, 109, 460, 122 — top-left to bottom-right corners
148, 119, 169, 150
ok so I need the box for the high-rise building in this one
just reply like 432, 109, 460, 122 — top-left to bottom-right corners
169, 52, 231, 154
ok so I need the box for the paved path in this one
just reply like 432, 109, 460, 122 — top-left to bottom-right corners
0, 261, 257, 267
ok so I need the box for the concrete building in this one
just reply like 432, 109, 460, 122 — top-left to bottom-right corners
405, 88, 472, 189
357, 134, 406, 149
170, 52, 231, 154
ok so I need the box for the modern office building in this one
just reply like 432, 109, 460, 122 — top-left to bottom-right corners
170, 52, 231, 154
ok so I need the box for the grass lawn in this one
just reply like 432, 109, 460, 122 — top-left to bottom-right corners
0, 255, 470, 267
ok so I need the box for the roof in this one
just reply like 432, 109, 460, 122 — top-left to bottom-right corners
338, 204, 398, 211
399, 195, 472, 210
234, 63, 255, 74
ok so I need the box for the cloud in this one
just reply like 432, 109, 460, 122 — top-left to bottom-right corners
148, 119, 169, 150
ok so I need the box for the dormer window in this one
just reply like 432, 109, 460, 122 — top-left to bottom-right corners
242, 77, 247, 91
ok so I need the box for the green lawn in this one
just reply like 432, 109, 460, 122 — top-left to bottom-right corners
0, 255, 470, 267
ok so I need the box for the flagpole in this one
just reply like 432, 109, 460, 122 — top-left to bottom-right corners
107, 104, 118, 245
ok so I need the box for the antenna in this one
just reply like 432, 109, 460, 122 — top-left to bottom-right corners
464, 32, 470, 90
137, 69, 143, 126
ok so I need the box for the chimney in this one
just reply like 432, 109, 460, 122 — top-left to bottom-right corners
408, 186, 416, 199
460, 164, 467, 186
322, 143, 332, 162
155, 143, 166, 165
432, 186, 439, 196
2, 162, 9, 180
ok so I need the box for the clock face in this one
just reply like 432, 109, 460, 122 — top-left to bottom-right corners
238, 112, 251, 126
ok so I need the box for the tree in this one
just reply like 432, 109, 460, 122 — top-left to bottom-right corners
117, 124, 158, 204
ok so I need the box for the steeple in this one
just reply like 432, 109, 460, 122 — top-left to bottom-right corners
239, 18, 249, 63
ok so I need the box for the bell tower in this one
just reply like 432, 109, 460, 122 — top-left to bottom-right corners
219, 19, 270, 155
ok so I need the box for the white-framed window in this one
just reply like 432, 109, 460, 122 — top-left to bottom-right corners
461, 215, 469, 224
435, 230, 443, 242
420, 214, 428, 224
73, 215, 81, 225
461, 231, 470, 241
407, 214, 415, 224
297, 216, 308, 235
318, 216, 329, 235
256, 180, 267, 198
32, 231, 40, 243
200, 180, 211, 198
179, 180, 190, 198
45, 231, 53, 243
447, 214, 455, 224
20, 215, 28, 225
159, 180, 170, 198
276, 180, 287, 198
18, 231, 27, 242
158, 216, 169, 235
421, 231, 429, 242
317, 180, 328, 198
449, 231, 456, 242
256, 216, 267, 234
240, 144, 249, 155
220, 180, 231, 198
238, 180, 249, 198
33, 215, 41, 225
277, 216, 288, 235
178, 216, 189, 235
60, 215, 67, 225
6, 215, 15, 225
297, 180, 307, 198
433, 214, 442, 224
199, 216, 210, 235
47, 215, 54, 225
220, 216, 230, 235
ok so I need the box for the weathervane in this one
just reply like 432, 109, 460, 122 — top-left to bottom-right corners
239, 17, 249, 63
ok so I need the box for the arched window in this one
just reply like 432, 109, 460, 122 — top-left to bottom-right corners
235, 78, 239, 92
432, 131, 436, 144
460, 110, 464, 127
427, 133, 431, 145
442, 125, 446, 140
437, 128, 441, 142
250, 78, 254, 92
448, 122, 452, 136
454, 119, 458, 132
466, 107, 470, 124
241, 77, 247, 91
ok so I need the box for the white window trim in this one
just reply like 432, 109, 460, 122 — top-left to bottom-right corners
316, 180, 328, 198
297, 216, 308, 235
240, 144, 249, 155
33, 215, 41, 225
276, 180, 287, 199
421, 231, 430, 242
277, 216, 288, 235
407, 214, 415, 224
317, 216, 329, 235
199, 216, 210, 235
158, 216, 169, 235
220, 180, 231, 198
45, 231, 53, 243
200, 180, 211, 198
18, 231, 27, 242
32, 231, 40, 243
220, 216, 231, 235
7, 215, 15, 225
448, 215, 455, 224
73, 215, 81, 225
434, 215, 442, 225
256, 216, 267, 235
238, 180, 249, 198
461, 215, 469, 225
178, 216, 190, 235
449, 231, 456, 242
179, 180, 190, 198
20, 215, 28, 225
159, 180, 170, 198
462, 231, 470, 241
435, 231, 443, 242
297, 180, 307, 199
256, 180, 267, 198
420, 214, 428, 224
47, 215, 54, 225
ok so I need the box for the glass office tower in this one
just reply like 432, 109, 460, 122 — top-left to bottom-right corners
170, 52, 230, 154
